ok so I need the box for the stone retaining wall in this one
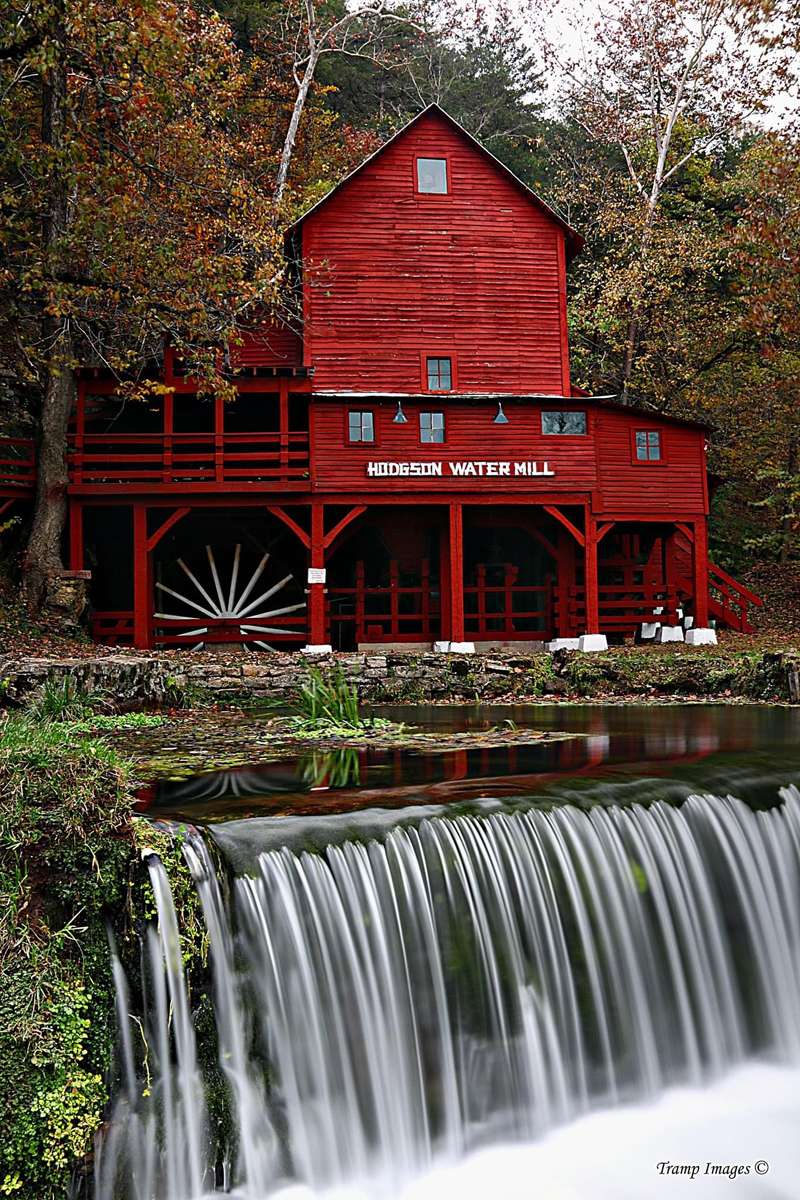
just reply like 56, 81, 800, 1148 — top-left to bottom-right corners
1, 646, 799, 707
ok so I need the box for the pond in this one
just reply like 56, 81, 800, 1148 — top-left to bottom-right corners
102, 703, 800, 1200
146, 702, 800, 827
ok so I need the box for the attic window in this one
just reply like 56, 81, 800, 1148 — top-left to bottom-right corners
417, 157, 448, 194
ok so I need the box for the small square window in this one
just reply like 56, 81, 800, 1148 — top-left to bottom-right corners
420, 411, 445, 443
426, 357, 452, 391
417, 157, 448, 194
635, 430, 662, 461
541, 410, 587, 435
348, 410, 374, 443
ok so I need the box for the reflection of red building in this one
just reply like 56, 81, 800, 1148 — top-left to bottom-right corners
1, 106, 760, 651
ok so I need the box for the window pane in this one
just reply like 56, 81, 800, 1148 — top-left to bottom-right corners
348, 411, 374, 443
635, 431, 648, 459
647, 431, 661, 459
417, 158, 448, 194
542, 410, 587, 435
420, 411, 445, 443
427, 357, 452, 391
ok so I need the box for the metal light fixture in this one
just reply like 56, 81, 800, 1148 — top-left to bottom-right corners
493, 400, 509, 424
393, 399, 408, 424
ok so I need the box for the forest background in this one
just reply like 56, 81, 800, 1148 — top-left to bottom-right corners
1, 0, 799, 614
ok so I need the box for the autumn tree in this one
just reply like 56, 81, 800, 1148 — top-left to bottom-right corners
698, 134, 800, 567
1, 0, 293, 609
543, 0, 795, 398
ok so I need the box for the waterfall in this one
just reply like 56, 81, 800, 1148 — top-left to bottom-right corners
98, 787, 800, 1199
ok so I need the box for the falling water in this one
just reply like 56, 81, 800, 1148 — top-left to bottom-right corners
98, 786, 800, 1199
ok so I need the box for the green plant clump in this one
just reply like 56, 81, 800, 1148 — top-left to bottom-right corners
0, 715, 212, 1200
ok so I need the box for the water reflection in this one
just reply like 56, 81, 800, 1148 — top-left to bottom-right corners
144, 703, 800, 823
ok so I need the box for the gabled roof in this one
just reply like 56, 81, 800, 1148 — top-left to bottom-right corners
289, 104, 584, 259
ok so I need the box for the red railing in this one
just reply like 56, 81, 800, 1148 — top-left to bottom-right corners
0, 437, 36, 495
559, 585, 683, 637
68, 431, 310, 487
706, 562, 763, 633
464, 563, 552, 638
91, 611, 307, 648
329, 560, 439, 644
152, 614, 307, 648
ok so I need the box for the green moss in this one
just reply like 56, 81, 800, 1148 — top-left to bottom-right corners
0, 719, 136, 1198
0, 717, 207, 1200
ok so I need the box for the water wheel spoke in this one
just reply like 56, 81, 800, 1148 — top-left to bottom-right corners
232, 552, 270, 614
155, 582, 216, 618
236, 574, 294, 618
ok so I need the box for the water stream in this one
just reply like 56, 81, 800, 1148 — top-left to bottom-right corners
99, 705, 800, 1200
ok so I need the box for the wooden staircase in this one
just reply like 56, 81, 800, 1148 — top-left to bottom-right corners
673, 531, 763, 632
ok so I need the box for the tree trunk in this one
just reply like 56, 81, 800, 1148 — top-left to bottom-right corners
22, 6, 73, 612
274, 56, 317, 209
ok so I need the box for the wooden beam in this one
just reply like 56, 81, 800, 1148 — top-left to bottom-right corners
324, 504, 367, 550
584, 517, 600, 634
267, 504, 310, 548
675, 521, 694, 544
596, 521, 615, 544
693, 519, 710, 627
308, 504, 327, 645
543, 504, 585, 547
146, 506, 190, 553
448, 501, 465, 641
0, 499, 14, 519
133, 505, 152, 649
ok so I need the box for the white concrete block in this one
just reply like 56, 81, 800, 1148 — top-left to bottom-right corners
684, 615, 695, 629
448, 641, 476, 654
578, 634, 608, 652
302, 644, 333, 655
433, 640, 451, 653
546, 638, 580, 651
639, 622, 660, 640
657, 625, 685, 643
685, 627, 717, 646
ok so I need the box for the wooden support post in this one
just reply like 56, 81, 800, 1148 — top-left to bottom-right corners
584, 515, 600, 635
448, 501, 466, 644
68, 501, 84, 571
439, 522, 451, 641
132, 504, 152, 649
307, 503, 328, 649
663, 530, 680, 625
693, 518, 710, 627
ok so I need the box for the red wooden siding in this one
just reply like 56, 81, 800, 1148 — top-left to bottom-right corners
594, 409, 708, 515
301, 110, 569, 396
309, 399, 707, 514
229, 321, 302, 370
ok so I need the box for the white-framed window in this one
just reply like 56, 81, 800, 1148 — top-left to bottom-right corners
420, 411, 445, 443
348, 410, 375, 443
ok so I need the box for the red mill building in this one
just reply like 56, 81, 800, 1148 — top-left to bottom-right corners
0, 107, 761, 652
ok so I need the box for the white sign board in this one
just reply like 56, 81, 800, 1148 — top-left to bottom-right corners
307, 567, 327, 585
365, 460, 555, 478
